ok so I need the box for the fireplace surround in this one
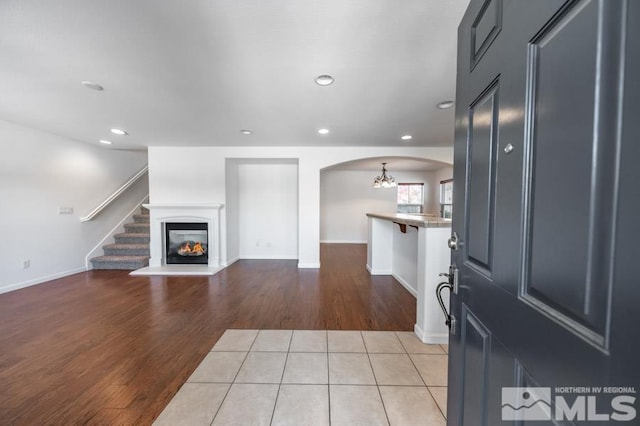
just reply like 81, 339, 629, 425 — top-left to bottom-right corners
134, 203, 224, 275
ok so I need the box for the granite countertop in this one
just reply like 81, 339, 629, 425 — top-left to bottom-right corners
366, 212, 452, 228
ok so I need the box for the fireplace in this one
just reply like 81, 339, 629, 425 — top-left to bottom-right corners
165, 222, 208, 264
139, 203, 223, 274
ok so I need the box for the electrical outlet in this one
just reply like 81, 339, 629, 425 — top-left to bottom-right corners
256, 241, 260, 247
58, 207, 74, 214
266, 242, 272, 248
22, 259, 30, 269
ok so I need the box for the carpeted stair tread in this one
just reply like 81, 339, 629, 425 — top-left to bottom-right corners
114, 233, 150, 245
114, 232, 150, 238
103, 243, 150, 256
133, 214, 150, 223
124, 223, 150, 233
92, 255, 149, 262
90, 255, 149, 270
104, 243, 149, 250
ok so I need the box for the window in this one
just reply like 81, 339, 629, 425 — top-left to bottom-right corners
440, 179, 453, 218
397, 183, 424, 213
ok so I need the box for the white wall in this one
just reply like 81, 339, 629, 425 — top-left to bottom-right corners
148, 146, 453, 268
225, 159, 240, 263
392, 225, 419, 295
0, 119, 148, 293
238, 161, 298, 259
320, 170, 439, 243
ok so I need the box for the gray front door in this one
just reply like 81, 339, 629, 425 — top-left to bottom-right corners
447, 0, 639, 424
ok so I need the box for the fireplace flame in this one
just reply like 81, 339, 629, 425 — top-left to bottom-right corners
177, 241, 206, 256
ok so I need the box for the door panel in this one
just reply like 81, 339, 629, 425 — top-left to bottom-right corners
522, 0, 611, 344
454, 303, 520, 426
460, 305, 491, 425
448, 0, 638, 424
512, 364, 557, 425
465, 80, 499, 274
471, 0, 503, 68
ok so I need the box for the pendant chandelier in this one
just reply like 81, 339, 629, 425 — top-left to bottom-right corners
373, 162, 397, 188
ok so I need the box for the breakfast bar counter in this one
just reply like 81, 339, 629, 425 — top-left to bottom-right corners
366, 212, 452, 344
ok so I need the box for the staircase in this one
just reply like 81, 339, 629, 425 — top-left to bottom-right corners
90, 207, 150, 270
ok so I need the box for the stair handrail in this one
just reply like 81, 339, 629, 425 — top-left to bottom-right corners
80, 165, 149, 222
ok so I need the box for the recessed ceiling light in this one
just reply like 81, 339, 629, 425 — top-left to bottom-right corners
401, 135, 413, 140
437, 100, 455, 109
110, 128, 128, 136
81, 81, 104, 91
318, 128, 330, 135
240, 129, 253, 135
315, 75, 334, 86
99, 139, 112, 145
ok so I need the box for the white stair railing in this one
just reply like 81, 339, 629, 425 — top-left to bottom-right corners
80, 165, 149, 222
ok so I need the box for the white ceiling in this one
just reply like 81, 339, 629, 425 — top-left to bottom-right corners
0, 0, 469, 150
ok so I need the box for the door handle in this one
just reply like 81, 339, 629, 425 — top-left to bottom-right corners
436, 280, 455, 334
439, 265, 458, 294
448, 231, 460, 250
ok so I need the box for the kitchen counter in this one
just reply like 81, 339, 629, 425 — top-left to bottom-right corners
366, 212, 452, 344
366, 212, 452, 228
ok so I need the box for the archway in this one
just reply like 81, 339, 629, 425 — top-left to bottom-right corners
319, 156, 452, 245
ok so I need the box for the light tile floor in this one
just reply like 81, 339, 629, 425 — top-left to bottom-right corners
154, 330, 448, 426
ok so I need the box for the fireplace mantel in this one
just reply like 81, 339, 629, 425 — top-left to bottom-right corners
131, 203, 224, 276
143, 203, 224, 210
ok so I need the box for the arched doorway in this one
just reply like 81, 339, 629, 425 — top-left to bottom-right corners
320, 156, 452, 245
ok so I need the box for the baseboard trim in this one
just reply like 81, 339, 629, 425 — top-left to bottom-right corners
0, 266, 87, 295
414, 323, 450, 345
392, 273, 417, 298
223, 257, 239, 267
298, 262, 320, 269
366, 264, 392, 275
